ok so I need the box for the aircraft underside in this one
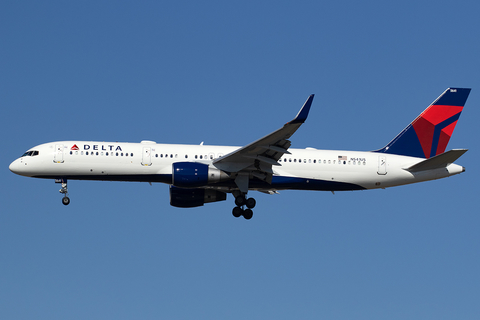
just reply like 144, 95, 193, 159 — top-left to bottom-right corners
32, 173, 367, 191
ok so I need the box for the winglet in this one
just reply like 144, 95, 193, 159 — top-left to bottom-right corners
289, 94, 314, 124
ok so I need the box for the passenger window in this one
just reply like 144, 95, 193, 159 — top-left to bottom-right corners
131, 153, 133, 157
70, 151, 73, 155
200, 155, 203, 159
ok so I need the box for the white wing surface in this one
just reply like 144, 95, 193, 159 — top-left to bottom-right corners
212, 95, 314, 190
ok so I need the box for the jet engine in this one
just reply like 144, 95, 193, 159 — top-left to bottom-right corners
169, 186, 227, 208
172, 162, 229, 188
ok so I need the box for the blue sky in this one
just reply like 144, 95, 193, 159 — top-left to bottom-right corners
1, 1, 479, 319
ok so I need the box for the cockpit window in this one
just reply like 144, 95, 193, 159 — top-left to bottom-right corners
21, 150, 39, 157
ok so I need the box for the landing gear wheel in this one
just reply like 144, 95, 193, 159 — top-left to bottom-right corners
59, 179, 70, 206
235, 195, 246, 207
62, 197, 70, 206
243, 209, 253, 220
232, 192, 254, 219
232, 206, 243, 218
245, 197, 256, 209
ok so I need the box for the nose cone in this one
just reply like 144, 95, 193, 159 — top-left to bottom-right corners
9, 159, 25, 176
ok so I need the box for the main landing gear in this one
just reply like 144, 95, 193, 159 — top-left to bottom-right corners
58, 179, 70, 205
232, 193, 256, 220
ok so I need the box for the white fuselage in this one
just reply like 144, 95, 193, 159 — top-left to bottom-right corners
9, 140, 465, 192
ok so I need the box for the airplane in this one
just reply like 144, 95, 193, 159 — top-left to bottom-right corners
9, 88, 470, 219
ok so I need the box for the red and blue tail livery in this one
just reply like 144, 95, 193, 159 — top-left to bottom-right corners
376, 88, 471, 159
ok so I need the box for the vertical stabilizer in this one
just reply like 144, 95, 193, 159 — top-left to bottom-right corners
375, 88, 470, 159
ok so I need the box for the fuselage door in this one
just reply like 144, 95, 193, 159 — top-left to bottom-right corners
377, 156, 387, 175
54, 144, 64, 163
142, 147, 152, 166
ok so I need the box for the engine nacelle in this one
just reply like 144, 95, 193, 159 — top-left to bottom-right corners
172, 162, 229, 188
169, 186, 227, 208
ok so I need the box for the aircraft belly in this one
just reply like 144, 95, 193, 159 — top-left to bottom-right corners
273, 166, 373, 191
268, 176, 366, 191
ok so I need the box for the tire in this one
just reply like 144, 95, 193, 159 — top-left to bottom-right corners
62, 197, 70, 206
235, 196, 246, 207
232, 206, 243, 218
245, 198, 256, 209
243, 209, 253, 220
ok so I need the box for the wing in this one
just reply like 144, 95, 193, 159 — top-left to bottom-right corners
212, 95, 314, 191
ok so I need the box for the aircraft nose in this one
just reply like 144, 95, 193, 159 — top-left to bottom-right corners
9, 159, 23, 175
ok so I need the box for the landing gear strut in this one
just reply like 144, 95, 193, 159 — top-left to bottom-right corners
232, 193, 256, 220
58, 179, 70, 205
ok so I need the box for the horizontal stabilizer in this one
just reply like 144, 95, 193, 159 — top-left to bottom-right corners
405, 149, 467, 172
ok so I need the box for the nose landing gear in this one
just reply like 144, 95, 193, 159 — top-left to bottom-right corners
57, 179, 70, 205
232, 193, 256, 220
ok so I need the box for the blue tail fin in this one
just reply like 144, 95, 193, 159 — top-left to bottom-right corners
375, 88, 470, 159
